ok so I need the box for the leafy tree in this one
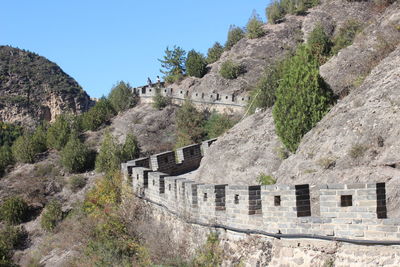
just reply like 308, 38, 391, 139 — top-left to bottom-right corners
203, 113, 237, 139
175, 100, 205, 148
185, 50, 207, 78
82, 98, 116, 131
108, 81, 138, 113
0, 145, 13, 176
266, 2, 284, 24
158, 45, 186, 84
272, 45, 334, 152
219, 60, 245, 79
206, 42, 224, 64
61, 135, 92, 173
248, 60, 285, 113
225, 26, 245, 50
40, 200, 63, 232
307, 24, 332, 64
46, 114, 71, 150
0, 196, 28, 225
120, 133, 141, 162
95, 132, 122, 173
246, 11, 266, 39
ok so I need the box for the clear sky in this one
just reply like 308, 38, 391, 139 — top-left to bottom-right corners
1, 0, 270, 98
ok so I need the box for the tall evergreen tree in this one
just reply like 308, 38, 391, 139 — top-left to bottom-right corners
186, 50, 207, 78
158, 45, 186, 83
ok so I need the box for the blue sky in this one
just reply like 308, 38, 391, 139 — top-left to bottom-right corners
1, 1, 270, 98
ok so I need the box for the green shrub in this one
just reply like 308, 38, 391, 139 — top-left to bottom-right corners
256, 173, 276, 185
69, 175, 87, 192
46, 114, 71, 150
152, 90, 171, 110
0, 196, 28, 225
307, 24, 332, 63
40, 200, 63, 232
219, 60, 245, 79
32, 124, 48, 153
82, 98, 116, 131
0, 145, 13, 176
225, 26, 245, 50
158, 45, 186, 84
248, 60, 285, 113
349, 144, 367, 159
108, 81, 138, 113
332, 20, 362, 55
246, 12, 265, 39
203, 113, 236, 139
0, 122, 22, 147
175, 100, 205, 148
60, 136, 92, 173
272, 45, 334, 152
12, 134, 38, 163
0, 225, 26, 265
120, 134, 141, 162
191, 233, 223, 266
266, 2, 285, 24
95, 132, 122, 173
206, 42, 224, 64
186, 50, 207, 78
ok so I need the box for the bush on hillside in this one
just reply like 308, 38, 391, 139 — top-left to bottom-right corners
203, 113, 237, 139
95, 132, 122, 173
256, 173, 276, 185
0, 122, 22, 147
307, 24, 332, 63
40, 200, 63, 232
0, 196, 28, 225
108, 81, 138, 113
246, 12, 266, 39
0, 225, 26, 266
272, 45, 334, 152
152, 90, 171, 110
186, 50, 207, 78
120, 133, 141, 162
248, 60, 285, 113
32, 124, 48, 153
82, 98, 116, 131
46, 114, 71, 150
266, 2, 285, 24
331, 20, 362, 55
68, 175, 87, 192
12, 134, 39, 163
225, 26, 245, 50
266, 0, 319, 24
175, 100, 205, 148
0, 145, 13, 176
61, 136, 92, 173
219, 60, 245, 79
206, 42, 224, 64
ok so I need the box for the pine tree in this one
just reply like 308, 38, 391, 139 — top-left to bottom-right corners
225, 26, 245, 50
158, 45, 186, 83
272, 45, 334, 152
186, 50, 207, 78
207, 42, 224, 64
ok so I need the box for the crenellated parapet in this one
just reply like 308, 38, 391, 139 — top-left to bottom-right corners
122, 139, 400, 243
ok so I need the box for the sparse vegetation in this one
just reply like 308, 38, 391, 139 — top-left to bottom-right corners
203, 112, 237, 139
191, 233, 223, 267
266, 0, 320, 24
206, 42, 224, 64
332, 20, 362, 55
225, 25, 245, 50
256, 173, 276, 185
69, 175, 87, 192
246, 11, 266, 39
317, 157, 336, 169
219, 60, 245, 79
152, 89, 171, 110
0, 196, 28, 225
349, 143, 367, 159
108, 81, 138, 113
40, 200, 63, 232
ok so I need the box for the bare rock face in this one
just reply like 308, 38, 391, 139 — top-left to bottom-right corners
320, 2, 400, 96
194, 109, 283, 185
0, 46, 93, 127
275, 46, 400, 216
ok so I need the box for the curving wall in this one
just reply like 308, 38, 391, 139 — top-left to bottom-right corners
122, 139, 400, 243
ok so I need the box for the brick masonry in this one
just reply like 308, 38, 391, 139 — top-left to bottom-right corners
122, 139, 400, 242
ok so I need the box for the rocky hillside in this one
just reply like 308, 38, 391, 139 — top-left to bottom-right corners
0, 46, 93, 126
171, 0, 376, 97
193, 0, 400, 209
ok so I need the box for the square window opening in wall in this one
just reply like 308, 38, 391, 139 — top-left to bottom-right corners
168, 184, 171, 191
274, 196, 281, 206
341, 195, 353, 207
137, 174, 139, 180
234, 194, 239, 204
203, 193, 208, 201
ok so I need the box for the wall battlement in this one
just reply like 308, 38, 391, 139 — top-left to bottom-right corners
121, 139, 400, 242
132, 84, 249, 112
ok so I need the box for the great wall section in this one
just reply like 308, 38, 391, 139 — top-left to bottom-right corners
132, 83, 250, 113
122, 139, 400, 266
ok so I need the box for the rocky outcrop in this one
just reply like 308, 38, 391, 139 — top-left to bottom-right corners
0, 46, 93, 126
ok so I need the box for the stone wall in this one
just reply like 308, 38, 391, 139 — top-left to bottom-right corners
132, 85, 249, 113
122, 139, 400, 244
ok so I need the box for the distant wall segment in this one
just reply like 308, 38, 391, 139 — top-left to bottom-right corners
122, 139, 400, 244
